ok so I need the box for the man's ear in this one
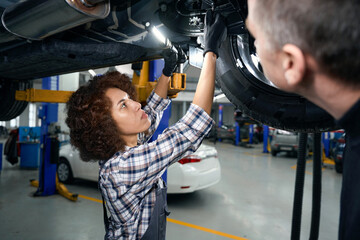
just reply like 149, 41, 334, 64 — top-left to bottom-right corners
281, 44, 306, 88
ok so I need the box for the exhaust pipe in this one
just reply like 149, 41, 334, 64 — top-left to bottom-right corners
0, 0, 110, 43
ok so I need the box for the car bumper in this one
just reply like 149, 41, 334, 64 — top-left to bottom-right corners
167, 157, 221, 194
271, 145, 298, 152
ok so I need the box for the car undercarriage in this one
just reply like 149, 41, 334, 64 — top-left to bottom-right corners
0, 0, 336, 132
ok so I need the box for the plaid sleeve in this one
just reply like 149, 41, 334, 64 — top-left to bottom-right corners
105, 104, 214, 196
138, 91, 171, 143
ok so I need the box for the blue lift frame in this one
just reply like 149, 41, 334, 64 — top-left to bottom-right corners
263, 125, 270, 153
149, 59, 171, 183
218, 104, 223, 142
235, 122, 240, 146
249, 124, 254, 144
34, 76, 59, 196
322, 132, 331, 157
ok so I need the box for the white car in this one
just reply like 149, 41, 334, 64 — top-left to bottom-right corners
58, 143, 221, 194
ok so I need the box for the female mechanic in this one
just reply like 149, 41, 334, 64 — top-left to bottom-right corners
65, 11, 226, 240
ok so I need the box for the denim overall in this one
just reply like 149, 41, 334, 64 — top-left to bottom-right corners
101, 181, 170, 240
141, 183, 170, 240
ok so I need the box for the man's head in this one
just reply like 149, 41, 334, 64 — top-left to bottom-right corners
66, 71, 140, 162
246, 0, 360, 91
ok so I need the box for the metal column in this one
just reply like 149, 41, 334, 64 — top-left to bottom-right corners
218, 104, 223, 142
149, 59, 171, 183
322, 132, 331, 158
235, 122, 240, 146
249, 124, 254, 144
263, 125, 270, 153
35, 76, 59, 196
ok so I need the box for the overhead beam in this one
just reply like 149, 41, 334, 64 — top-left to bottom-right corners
15, 89, 73, 103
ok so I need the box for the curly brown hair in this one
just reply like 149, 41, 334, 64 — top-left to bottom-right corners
66, 71, 137, 162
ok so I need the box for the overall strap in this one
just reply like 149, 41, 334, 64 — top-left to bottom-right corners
99, 176, 109, 232
101, 193, 110, 231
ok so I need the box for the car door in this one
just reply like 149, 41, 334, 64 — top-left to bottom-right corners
71, 150, 99, 182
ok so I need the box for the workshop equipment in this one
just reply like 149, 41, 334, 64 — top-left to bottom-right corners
132, 60, 186, 103
16, 76, 78, 201
136, 22, 187, 101
19, 142, 40, 169
263, 125, 270, 153
18, 127, 41, 169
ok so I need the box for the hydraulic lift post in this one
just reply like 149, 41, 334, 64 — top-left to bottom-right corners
262, 125, 270, 153
16, 76, 78, 201
218, 104, 223, 142
249, 124, 254, 144
149, 59, 171, 183
235, 121, 240, 146
35, 76, 58, 196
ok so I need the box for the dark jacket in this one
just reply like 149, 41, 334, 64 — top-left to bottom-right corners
337, 99, 360, 240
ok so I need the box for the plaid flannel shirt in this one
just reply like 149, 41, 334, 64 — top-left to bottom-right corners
99, 91, 214, 240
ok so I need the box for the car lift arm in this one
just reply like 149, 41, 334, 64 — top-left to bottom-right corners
15, 89, 73, 103
15, 73, 185, 103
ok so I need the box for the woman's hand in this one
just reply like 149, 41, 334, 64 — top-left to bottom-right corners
203, 10, 227, 58
192, 11, 227, 114
162, 47, 179, 77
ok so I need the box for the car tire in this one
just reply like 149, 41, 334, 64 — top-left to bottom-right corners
335, 162, 343, 174
216, 34, 337, 133
271, 150, 277, 157
57, 157, 74, 184
0, 79, 32, 121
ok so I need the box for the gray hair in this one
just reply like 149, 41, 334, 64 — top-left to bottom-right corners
253, 0, 360, 86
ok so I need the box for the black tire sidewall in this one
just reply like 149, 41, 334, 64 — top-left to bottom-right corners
216, 35, 337, 133
0, 79, 31, 121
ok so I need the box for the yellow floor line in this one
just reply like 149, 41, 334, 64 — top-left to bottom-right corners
291, 160, 312, 175
79, 194, 248, 240
291, 159, 328, 175
323, 157, 335, 165
167, 217, 248, 240
290, 165, 313, 175
78, 194, 103, 203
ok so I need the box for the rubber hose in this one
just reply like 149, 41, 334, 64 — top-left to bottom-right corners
291, 132, 308, 240
309, 133, 322, 240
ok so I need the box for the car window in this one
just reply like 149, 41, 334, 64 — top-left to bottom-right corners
276, 130, 297, 135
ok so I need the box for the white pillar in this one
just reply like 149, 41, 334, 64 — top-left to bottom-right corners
58, 73, 79, 133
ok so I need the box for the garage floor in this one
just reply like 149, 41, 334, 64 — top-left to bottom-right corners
0, 140, 342, 240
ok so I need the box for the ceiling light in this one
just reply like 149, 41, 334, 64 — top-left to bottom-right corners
88, 69, 96, 77
213, 93, 225, 101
